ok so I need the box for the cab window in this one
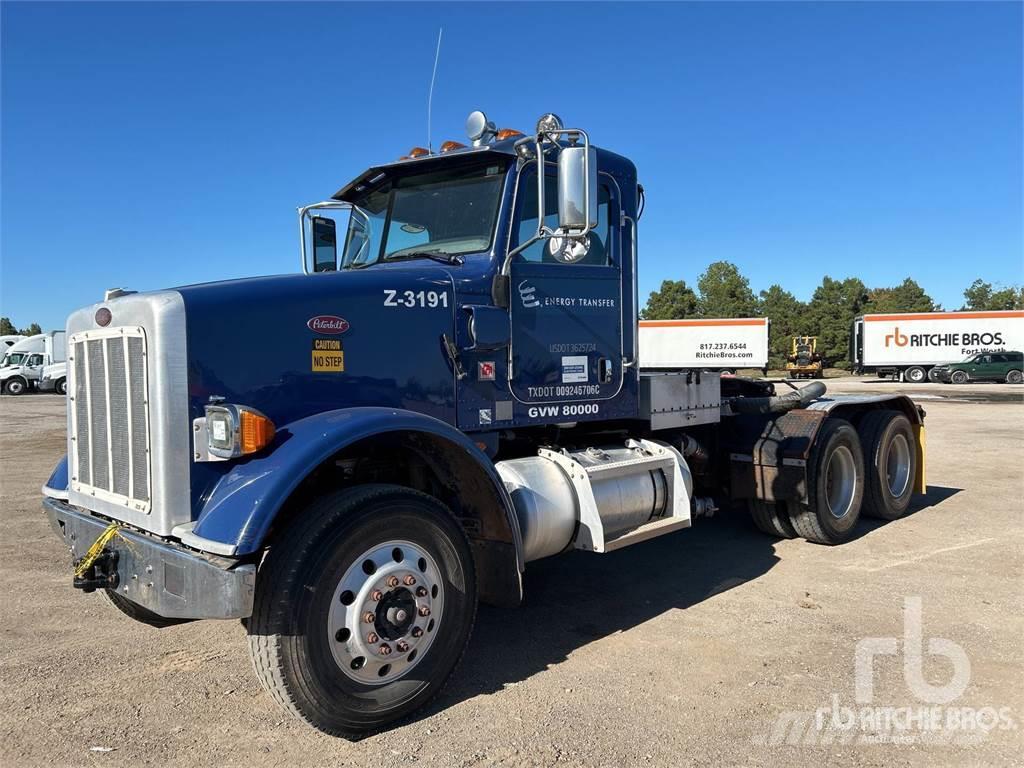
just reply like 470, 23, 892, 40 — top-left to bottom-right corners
512, 170, 613, 266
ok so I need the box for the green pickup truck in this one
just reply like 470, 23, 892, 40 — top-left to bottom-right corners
931, 351, 1023, 384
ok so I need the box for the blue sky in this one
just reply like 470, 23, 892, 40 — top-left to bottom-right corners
2, 1, 1021, 330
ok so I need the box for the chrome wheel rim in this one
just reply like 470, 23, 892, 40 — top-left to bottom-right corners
908, 368, 923, 382
328, 540, 444, 685
886, 433, 911, 498
825, 445, 857, 519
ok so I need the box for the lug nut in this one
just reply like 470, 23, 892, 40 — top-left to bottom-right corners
366, 632, 379, 644
378, 644, 392, 656
416, 586, 428, 598
418, 606, 430, 617
386, 576, 400, 588
403, 575, 416, 586
370, 590, 383, 602
363, 612, 375, 624
411, 627, 423, 638
396, 640, 410, 653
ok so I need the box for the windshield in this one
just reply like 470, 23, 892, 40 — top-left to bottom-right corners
2, 352, 26, 367
341, 161, 506, 269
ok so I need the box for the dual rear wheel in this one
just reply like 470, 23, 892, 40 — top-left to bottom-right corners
748, 411, 917, 544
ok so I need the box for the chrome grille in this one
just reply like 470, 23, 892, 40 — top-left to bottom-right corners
69, 327, 151, 512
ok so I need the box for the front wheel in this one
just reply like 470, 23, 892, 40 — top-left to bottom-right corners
248, 484, 477, 736
4, 377, 27, 395
1007, 370, 1023, 385
55, 378, 67, 395
905, 366, 926, 384
789, 418, 864, 544
951, 370, 969, 385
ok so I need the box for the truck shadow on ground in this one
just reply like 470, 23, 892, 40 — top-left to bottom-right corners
419, 486, 965, 723
429, 510, 779, 719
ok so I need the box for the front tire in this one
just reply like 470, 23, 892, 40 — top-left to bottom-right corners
1007, 370, 1022, 385
789, 419, 864, 544
248, 484, 476, 736
55, 378, 67, 395
4, 377, 27, 395
905, 366, 926, 384
951, 370, 969, 384
858, 411, 916, 520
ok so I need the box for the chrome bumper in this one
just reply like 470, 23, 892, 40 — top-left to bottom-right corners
42, 497, 255, 620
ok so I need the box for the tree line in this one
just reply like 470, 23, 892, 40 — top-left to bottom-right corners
0, 317, 42, 337
641, 263, 1024, 368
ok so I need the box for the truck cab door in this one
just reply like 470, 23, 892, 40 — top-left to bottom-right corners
24, 354, 44, 383
507, 168, 623, 418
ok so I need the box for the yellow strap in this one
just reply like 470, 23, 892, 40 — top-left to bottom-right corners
73, 523, 121, 578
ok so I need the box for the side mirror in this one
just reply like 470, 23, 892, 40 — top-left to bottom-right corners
557, 145, 597, 233
312, 216, 337, 273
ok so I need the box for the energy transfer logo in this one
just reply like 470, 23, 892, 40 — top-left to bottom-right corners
754, 597, 1016, 747
518, 280, 540, 309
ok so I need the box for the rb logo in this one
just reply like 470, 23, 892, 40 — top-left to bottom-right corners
885, 327, 909, 347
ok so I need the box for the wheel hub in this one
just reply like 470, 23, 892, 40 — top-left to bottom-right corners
328, 540, 444, 685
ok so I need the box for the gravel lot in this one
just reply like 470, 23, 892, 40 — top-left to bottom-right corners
1, 378, 1021, 767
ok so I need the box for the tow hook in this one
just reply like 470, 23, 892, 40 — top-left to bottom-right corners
73, 549, 120, 593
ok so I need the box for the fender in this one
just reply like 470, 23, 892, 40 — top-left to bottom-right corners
185, 407, 524, 566
43, 455, 70, 500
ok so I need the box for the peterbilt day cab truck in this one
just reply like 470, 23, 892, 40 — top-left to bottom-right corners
851, 310, 1024, 383
43, 112, 927, 736
639, 317, 770, 374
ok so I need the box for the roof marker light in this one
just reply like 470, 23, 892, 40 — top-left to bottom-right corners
408, 147, 430, 158
496, 128, 523, 141
440, 140, 466, 152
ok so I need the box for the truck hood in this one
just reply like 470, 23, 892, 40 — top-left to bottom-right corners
174, 267, 460, 429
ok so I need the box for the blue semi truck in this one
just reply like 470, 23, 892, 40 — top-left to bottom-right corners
42, 111, 926, 735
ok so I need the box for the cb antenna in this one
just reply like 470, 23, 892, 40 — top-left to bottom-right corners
427, 27, 443, 153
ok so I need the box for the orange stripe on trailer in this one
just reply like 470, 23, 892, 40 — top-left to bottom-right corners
639, 318, 767, 327
863, 311, 1024, 322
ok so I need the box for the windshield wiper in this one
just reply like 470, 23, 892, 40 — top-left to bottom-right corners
388, 251, 464, 266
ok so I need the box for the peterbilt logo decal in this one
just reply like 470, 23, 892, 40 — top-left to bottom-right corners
307, 315, 350, 334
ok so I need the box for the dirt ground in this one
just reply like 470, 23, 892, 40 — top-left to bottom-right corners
1, 377, 1021, 767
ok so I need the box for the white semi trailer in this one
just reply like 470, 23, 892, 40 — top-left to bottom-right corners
851, 310, 1024, 383
639, 317, 770, 374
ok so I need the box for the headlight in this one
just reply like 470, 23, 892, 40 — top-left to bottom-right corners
201, 404, 275, 460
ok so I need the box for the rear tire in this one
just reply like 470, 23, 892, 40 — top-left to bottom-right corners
789, 419, 864, 544
247, 484, 476, 736
951, 370, 969, 384
858, 410, 916, 520
748, 500, 797, 538
905, 366, 926, 384
1007, 370, 1022, 385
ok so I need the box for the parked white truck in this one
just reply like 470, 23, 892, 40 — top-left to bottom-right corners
0, 331, 67, 395
639, 317, 770, 374
0, 335, 27, 362
851, 310, 1024, 383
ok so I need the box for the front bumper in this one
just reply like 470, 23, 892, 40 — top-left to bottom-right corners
931, 369, 952, 382
43, 497, 255, 620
